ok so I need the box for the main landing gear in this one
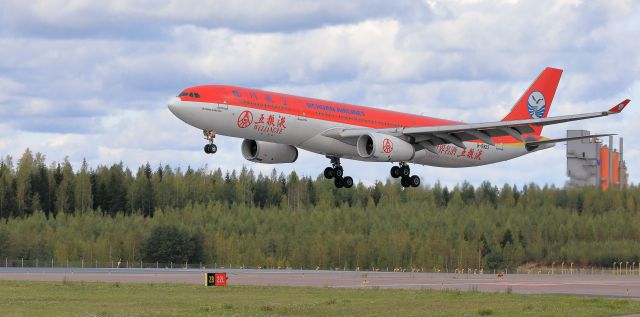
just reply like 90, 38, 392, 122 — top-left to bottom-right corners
203, 130, 217, 154
323, 157, 353, 189
390, 163, 420, 188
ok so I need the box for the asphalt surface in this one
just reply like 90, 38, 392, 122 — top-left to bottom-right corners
1, 268, 640, 298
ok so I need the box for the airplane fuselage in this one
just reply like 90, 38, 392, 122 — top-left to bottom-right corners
168, 85, 544, 168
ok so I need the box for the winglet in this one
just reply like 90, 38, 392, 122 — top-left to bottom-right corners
608, 99, 630, 113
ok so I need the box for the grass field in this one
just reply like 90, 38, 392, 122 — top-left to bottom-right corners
0, 280, 639, 317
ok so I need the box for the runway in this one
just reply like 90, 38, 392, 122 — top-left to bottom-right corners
1, 268, 640, 298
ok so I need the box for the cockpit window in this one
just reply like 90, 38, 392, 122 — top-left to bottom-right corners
178, 91, 201, 98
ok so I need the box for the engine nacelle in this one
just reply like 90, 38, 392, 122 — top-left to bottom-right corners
241, 139, 298, 164
356, 133, 415, 162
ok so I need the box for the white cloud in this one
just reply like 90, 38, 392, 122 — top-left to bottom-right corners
1, 0, 428, 36
0, 0, 638, 186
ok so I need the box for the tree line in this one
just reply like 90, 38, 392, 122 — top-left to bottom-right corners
0, 149, 639, 270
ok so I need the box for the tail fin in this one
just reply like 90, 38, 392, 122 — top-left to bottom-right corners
501, 67, 563, 135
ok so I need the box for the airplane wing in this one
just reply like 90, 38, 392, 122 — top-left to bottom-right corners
322, 99, 630, 153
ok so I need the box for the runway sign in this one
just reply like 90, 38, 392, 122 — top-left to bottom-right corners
205, 272, 227, 286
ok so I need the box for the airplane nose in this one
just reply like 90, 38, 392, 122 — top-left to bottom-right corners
168, 97, 181, 114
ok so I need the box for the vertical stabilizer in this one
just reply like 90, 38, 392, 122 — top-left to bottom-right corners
501, 67, 563, 135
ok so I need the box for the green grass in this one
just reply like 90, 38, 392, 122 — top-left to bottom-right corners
0, 280, 639, 316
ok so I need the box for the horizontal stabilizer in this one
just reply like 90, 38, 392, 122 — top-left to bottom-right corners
525, 133, 615, 146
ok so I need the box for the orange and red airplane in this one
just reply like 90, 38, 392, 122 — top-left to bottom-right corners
168, 67, 629, 188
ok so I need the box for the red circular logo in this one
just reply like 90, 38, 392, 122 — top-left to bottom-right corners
382, 138, 393, 153
237, 110, 253, 128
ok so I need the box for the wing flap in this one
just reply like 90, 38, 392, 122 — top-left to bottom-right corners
525, 133, 615, 146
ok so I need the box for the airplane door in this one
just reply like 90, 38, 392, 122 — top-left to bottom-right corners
218, 101, 228, 111
297, 110, 307, 122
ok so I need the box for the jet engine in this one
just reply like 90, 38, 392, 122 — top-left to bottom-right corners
356, 133, 415, 162
241, 139, 298, 164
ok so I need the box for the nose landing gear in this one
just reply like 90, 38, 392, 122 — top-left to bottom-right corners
204, 143, 217, 154
390, 163, 420, 188
323, 157, 353, 189
203, 130, 217, 154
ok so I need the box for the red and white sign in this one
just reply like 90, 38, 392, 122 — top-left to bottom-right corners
215, 273, 227, 286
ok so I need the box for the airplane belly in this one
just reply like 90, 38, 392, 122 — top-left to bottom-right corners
412, 142, 529, 167
298, 135, 360, 158
297, 118, 362, 158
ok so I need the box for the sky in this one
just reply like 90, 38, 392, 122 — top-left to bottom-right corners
0, 0, 638, 187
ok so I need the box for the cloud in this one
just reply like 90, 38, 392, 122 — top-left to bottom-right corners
0, 0, 430, 38
0, 0, 638, 186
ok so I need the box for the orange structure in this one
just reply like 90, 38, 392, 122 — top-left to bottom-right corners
612, 150, 620, 187
568, 131, 628, 191
600, 146, 610, 192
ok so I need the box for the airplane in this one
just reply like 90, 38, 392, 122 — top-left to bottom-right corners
168, 67, 630, 189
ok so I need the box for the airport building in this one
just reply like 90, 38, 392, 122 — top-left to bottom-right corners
566, 130, 628, 190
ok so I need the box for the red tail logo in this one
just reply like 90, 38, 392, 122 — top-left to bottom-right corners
501, 67, 563, 135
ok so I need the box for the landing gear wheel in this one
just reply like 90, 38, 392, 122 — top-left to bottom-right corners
334, 176, 344, 188
400, 176, 411, 188
324, 167, 335, 179
327, 156, 351, 189
204, 144, 217, 154
343, 176, 354, 188
334, 166, 344, 178
410, 175, 420, 188
390, 166, 401, 178
203, 130, 217, 154
400, 165, 411, 178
